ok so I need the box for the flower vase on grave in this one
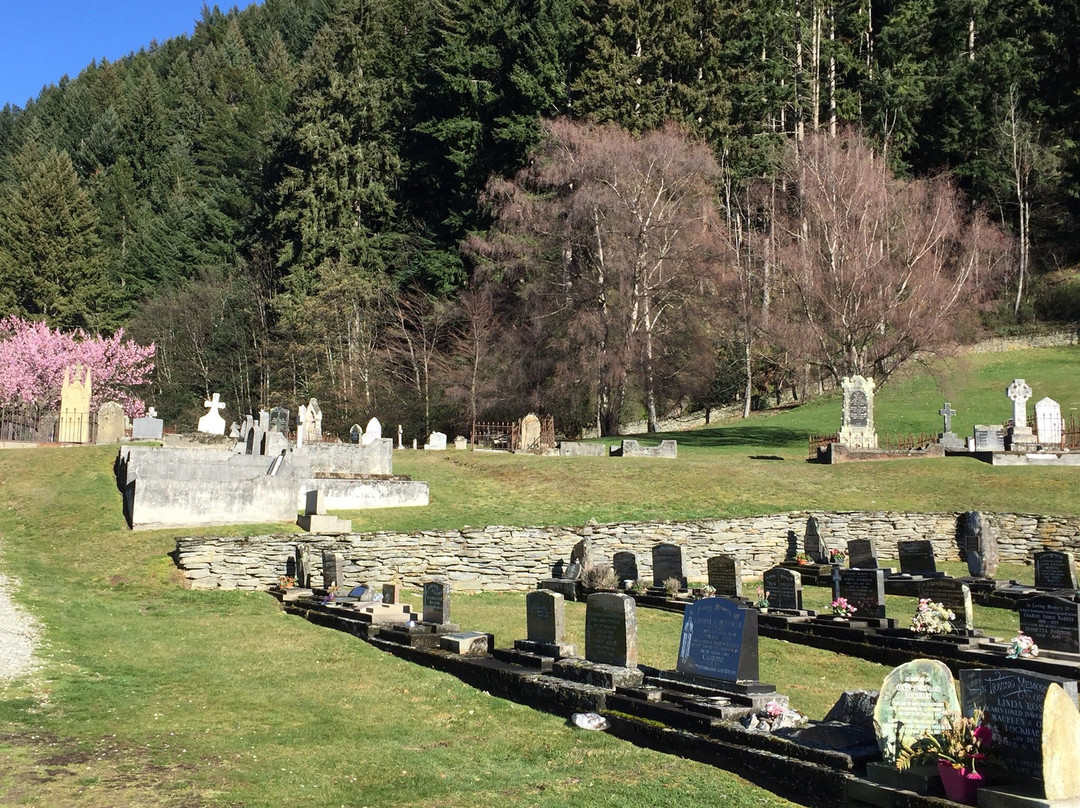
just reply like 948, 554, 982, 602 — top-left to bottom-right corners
937, 761, 983, 805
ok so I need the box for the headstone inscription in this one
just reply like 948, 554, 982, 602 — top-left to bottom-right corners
422, 581, 451, 625
897, 540, 939, 577
197, 393, 227, 435
873, 659, 960, 763
804, 516, 827, 563
527, 589, 566, 644
59, 365, 92, 443
1035, 397, 1064, 447
96, 401, 126, 444
919, 578, 974, 632
707, 555, 742, 598
847, 538, 878, 569
959, 511, 999, 579
960, 668, 1080, 784
1033, 550, 1078, 591
838, 375, 879, 449
1018, 595, 1080, 653
762, 567, 802, 611
839, 568, 886, 618
269, 406, 289, 434
613, 551, 639, 584
652, 543, 685, 588
584, 592, 637, 667
676, 597, 759, 682
973, 425, 1006, 452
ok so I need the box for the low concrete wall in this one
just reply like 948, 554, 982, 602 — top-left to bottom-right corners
129, 475, 299, 530
302, 440, 392, 476
558, 442, 608, 457
613, 439, 678, 458
173, 510, 1080, 592
300, 478, 430, 509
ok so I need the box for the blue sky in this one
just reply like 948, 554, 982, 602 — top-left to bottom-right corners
1, 2, 260, 109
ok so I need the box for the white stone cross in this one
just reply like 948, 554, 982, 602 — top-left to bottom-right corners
147, 406, 158, 418
1007, 379, 1033, 429
938, 402, 956, 433
197, 393, 227, 435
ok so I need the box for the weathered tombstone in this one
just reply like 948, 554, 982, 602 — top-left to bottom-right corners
839, 568, 886, 618
707, 555, 743, 598
584, 592, 637, 667
1036, 397, 1064, 447
897, 540, 939, 577
453, 435, 467, 450
382, 583, 400, 604
919, 578, 974, 633
1043, 684, 1080, 801
422, 581, 451, 624
425, 431, 447, 451
804, 516, 827, 563
973, 424, 1006, 452
1018, 594, 1080, 653
564, 537, 593, 581
1007, 378, 1036, 449
1034, 550, 1078, 591
652, 543, 685, 588
258, 409, 270, 429
961, 668, 1080, 784
938, 402, 964, 449
268, 406, 289, 434
519, 412, 541, 450
306, 398, 322, 442
131, 413, 164, 440
838, 375, 879, 449
847, 538, 879, 569
362, 417, 382, 447
676, 597, 759, 682
294, 544, 312, 588
95, 401, 126, 444
527, 589, 566, 644
873, 659, 960, 764
959, 511, 999, 579
322, 551, 343, 589
762, 567, 803, 611
197, 392, 227, 435
613, 551, 639, 584
59, 365, 92, 443
305, 489, 326, 516
349, 424, 361, 444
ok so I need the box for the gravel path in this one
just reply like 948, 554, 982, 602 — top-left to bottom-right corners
0, 565, 39, 684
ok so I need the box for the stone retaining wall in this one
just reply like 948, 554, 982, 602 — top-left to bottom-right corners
175, 510, 1080, 592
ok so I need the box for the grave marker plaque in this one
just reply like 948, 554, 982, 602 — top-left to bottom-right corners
613, 551, 639, 584
527, 589, 565, 644
898, 540, 938, 576
676, 598, 759, 682
1034, 550, 1078, 591
652, 543, 685, 588
762, 567, 802, 611
707, 555, 742, 598
584, 593, 637, 667
961, 668, 1080, 783
839, 569, 886, 618
1018, 595, 1080, 653
919, 578, 974, 632
838, 375, 879, 449
974, 425, 1005, 452
847, 538, 878, 569
422, 581, 451, 624
873, 659, 960, 763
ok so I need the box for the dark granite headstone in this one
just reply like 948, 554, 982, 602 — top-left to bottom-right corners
652, 543, 685, 588
898, 540, 937, 576
349, 424, 361, 444
269, 406, 289, 434
707, 555, 742, 598
1034, 550, 1078, 591
676, 597, 759, 682
839, 568, 886, 618
585, 592, 637, 667
422, 581, 451, 624
527, 589, 565, 644
1018, 595, 1080, 653
805, 517, 827, 563
613, 551, 639, 584
847, 538, 878, 569
919, 578, 974, 632
382, 583, 400, 604
959, 511, 999, 579
961, 668, 1080, 782
762, 567, 802, 611
321, 551, 343, 590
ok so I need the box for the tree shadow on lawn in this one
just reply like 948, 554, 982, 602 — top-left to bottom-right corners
625, 425, 810, 450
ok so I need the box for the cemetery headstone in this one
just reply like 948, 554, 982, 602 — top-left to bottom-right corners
961, 668, 1080, 783
652, 543, 685, 588
838, 375, 879, 449
613, 551, 639, 584
873, 658, 960, 763
349, 424, 361, 444
565, 537, 593, 581
95, 401, 126, 444
973, 424, 1006, 452
197, 393, 227, 435
422, 581, 451, 624
676, 597, 759, 682
269, 406, 289, 434
584, 592, 637, 667
527, 589, 566, 644
897, 540, 939, 576
519, 412, 541, 450
306, 398, 322, 442
397, 424, 403, 449
839, 568, 886, 618
1043, 684, 1080, 801
938, 402, 964, 449
259, 409, 270, 429
707, 555, 743, 598
1034, 550, 1078, 591
425, 431, 447, 451
59, 365, 92, 443
1036, 397, 1064, 447
322, 551, 343, 589
382, 583, 400, 604
1007, 378, 1036, 449
294, 544, 311, 588
959, 511, 999, 579
804, 516, 827, 563
1018, 594, 1080, 653
453, 435, 467, 450
847, 538, 879, 569
919, 578, 974, 632
131, 413, 164, 440
762, 567, 803, 611
362, 417, 382, 447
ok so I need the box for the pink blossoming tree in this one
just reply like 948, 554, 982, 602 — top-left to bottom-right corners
0, 317, 155, 415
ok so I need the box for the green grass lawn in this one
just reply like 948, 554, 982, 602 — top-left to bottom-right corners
1, 345, 1078, 806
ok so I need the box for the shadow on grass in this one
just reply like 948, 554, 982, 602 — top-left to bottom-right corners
635, 425, 810, 449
